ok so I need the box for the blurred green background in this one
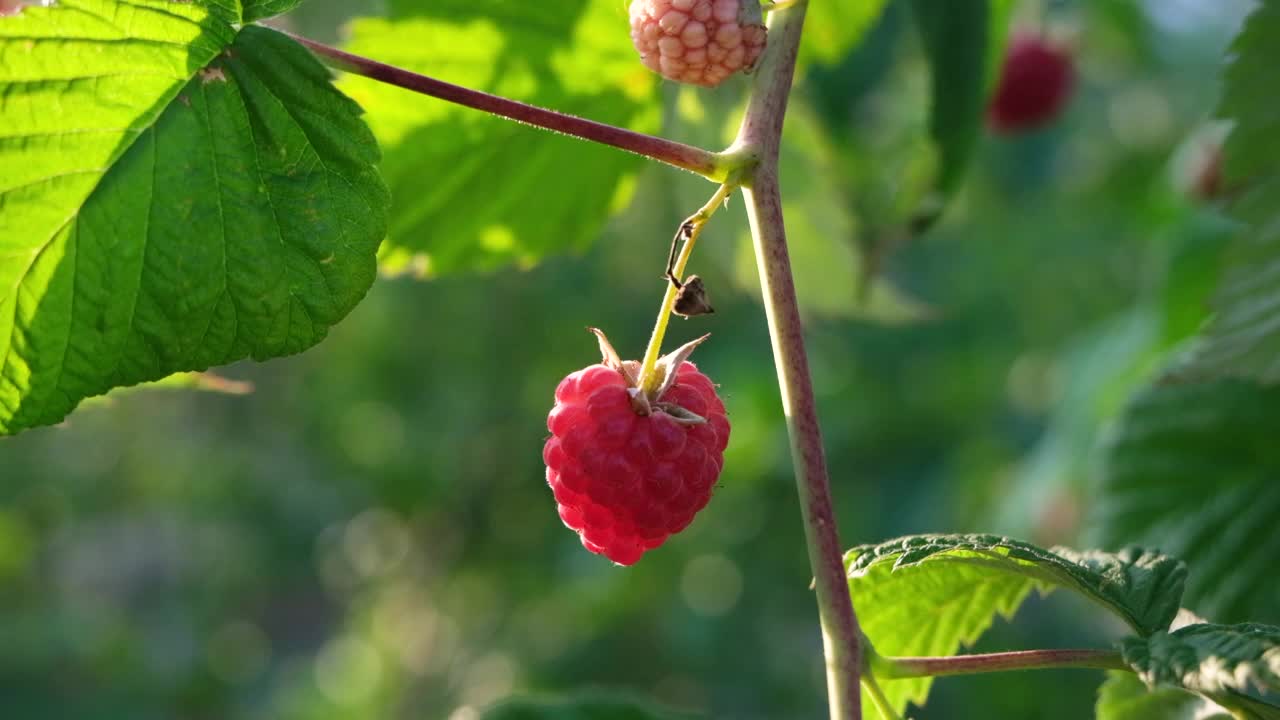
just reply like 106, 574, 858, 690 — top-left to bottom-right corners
0, 0, 1256, 718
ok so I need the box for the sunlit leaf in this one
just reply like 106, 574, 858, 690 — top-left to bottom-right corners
847, 534, 1186, 714
1096, 671, 1232, 720
799, 0, 891, 67
242, 0, 304, 23
76, 372, 253, 412
1121, 623, 1280, 718
339, 0, 661, 276
0, 1, 387, 434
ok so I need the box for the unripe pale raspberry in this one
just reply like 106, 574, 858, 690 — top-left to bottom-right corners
988, 33, 1075, 134
543, 332, 730, 565
629, 0, 767, 88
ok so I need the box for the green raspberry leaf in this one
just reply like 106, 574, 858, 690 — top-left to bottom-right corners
846, 534, 1186, 715
799, 0, 891, 66
908, 0, 1014, 200
76, 371, 253, 413
340, 0, 660, 276
1097, 671, 1233, 720
1120, 624, 1280, 718
242, 0, 307, 24
0, 1, 389, 435
480, 692, 699, 720
908, 0, 990, 197
1123, 623, 1280, 694
1092, 377, 1280, 624
1185, 1, 1280, 382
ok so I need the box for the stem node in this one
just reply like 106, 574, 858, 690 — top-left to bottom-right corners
713, 147, 763, 184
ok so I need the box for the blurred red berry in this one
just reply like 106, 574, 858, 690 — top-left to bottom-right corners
988, 33, 1075, 134
544, 334, 729, 565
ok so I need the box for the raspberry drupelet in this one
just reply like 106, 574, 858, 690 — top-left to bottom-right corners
629, 0, 768, 88
543, 331, 730, 565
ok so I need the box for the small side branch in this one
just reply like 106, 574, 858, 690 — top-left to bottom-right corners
289, 33, 724, 179
875, 649, 1128, 679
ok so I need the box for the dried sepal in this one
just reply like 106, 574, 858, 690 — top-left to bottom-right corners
585, 328, 712, 419
654, 402, 708, 426
673, 275, 715, 317
651, 334, 710, 400
627, 387, 653, 416
621, 360, 643, 381
588, 327, 636, 386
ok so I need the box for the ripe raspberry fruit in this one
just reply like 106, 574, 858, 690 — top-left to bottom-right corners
988, 33, 1075, 134
543, 330, 730, 565
629, 0, 768, 88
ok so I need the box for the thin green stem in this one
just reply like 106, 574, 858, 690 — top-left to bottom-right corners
763, 0, 802, 11
731, 3, 864, 720
874, 649, 1128, 679
288, 33, 725, 179
861, 675, 903, 720
637, 182, 736, 392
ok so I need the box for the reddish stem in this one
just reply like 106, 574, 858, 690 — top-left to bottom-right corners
288, 33, 724, 179
734, 4, 864, 719
878, 649, 1127, 679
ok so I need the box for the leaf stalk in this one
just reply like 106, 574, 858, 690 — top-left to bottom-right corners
289, 32, 726, 179
637, 181, 737, 393
873, 649, 1129, 679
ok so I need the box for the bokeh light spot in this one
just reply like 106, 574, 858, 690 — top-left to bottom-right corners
314, 636, 383, 704
680, 554, 743, 617
344, 508, 411, 578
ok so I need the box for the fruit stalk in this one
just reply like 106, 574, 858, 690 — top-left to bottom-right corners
732, 3, 864, 719
637, 182, 737, 393
290, 33, 725, 179
860, 674, 903, 720
762, 0, 802, 11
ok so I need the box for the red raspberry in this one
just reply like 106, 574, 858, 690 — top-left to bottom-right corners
543, 331, 730, 565
629, 0, 768, 88
988, 33, 1075, 134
